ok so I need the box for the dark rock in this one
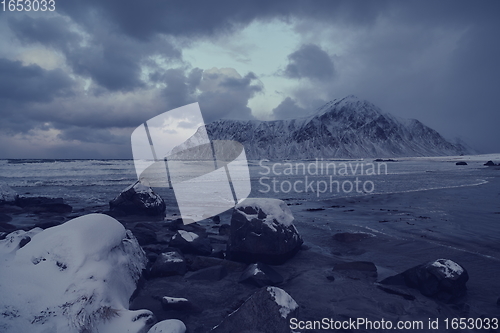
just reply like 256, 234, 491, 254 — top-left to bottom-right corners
239, 262, 284, 287
19, 236, 31, 248
484, 160, 495, 166
132, 225, 158, 246
333, 232, 372, 243
381, 259, 469, 302
212, 215, 221, 224
186, 265, 227, 281
218, 224, 230, 236
149, 251, 187, 278
188, 256, 247, 272
455, 161, 467, 166
0, 213, 13, 223
210, 287, 299, 333
326, 275, 335, 281
169, 230, 212, 256
109, 181, 166, 216
227, 198, 303, 265
161, 296, 201, 313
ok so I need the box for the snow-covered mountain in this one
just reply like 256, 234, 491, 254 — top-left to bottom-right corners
190, 95, 469, 159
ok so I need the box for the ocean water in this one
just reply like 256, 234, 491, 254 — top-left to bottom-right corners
0, 156, 493, 209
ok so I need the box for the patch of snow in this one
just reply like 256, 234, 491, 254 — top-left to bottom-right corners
161, 252, 184, 263
177, 230, 199, 242
431, 259, 464, 279
148, 319, 186, 333
162, 297, 188, 304
0, 213, 149, 333
236, 198, 294, 227
266, 287, 298, 319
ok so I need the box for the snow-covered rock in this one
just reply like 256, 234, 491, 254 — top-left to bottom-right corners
194, 95, 470, 159
110, 181, 166, 216
0, 181, 18, 204
210, 286, 298, 333
0, 213, 152, 333
380, 258, 469, 302
228, 198, 303, 264
148, 319, 186, 333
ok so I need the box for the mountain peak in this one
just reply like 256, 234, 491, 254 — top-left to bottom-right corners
312, 95, 382, 119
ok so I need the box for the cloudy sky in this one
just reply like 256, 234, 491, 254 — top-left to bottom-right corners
1, 0, 499, 158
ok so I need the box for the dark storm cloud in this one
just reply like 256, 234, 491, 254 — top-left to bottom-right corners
272, 97, 307, 119
198, 70, 263, 123
56, 0, 386, 41
283, 44, 335, 81
0, 58, 74, 103
8, 15, 80, 49
9, 14, 181, 92
56, 126, 128, 145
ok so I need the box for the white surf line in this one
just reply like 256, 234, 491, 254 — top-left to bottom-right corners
310, 178, 491, 203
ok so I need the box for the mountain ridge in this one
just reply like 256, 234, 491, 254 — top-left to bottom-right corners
187, 96, 469, 160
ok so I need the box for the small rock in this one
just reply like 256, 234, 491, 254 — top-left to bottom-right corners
212, 215, 221, 224
147, 319, 186, 333
149, 251, 187, 278
169, 230, 212, 256
109, 181, 166, 216
161, 296, 201, 313
186, 265, 227, 281
218, 224, 230, 236
239, 262, 284, 287
455, 162, 467, 166
484, 160, 496, 166
381, 258, 469, 303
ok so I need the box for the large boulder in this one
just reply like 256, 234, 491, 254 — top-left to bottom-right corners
228, 198, 303, 265
484, 160, 496, 166
381, 258, 469, 302
210, 287, 299, 333
110, 181, 166, 216
0, 214, 153, 333
0, 182, 17, 204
